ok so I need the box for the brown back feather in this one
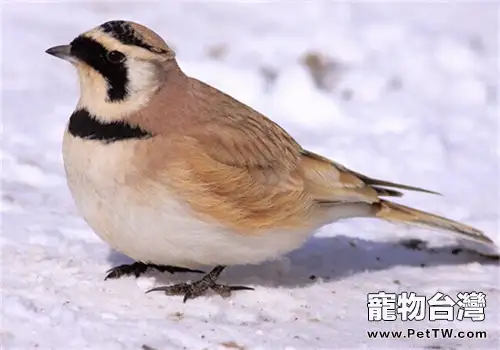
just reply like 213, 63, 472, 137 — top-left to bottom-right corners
131, 69, 438, 234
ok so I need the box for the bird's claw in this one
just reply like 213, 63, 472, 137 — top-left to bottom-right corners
105, 262, 205, 280
146, 265, 253, 302
146, 282, 254, 302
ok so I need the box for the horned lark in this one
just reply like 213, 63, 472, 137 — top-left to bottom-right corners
46, 20, 495, 302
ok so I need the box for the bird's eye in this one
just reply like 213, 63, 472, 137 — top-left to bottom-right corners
107, 50, 125, 64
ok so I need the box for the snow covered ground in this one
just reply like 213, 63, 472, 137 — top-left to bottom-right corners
1, 1, 499, 349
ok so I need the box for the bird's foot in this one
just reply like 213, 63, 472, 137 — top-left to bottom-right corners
146, 265, 254, 302
105, 262, 204, 280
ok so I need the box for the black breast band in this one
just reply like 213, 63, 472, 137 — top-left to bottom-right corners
68, 109, 152, 143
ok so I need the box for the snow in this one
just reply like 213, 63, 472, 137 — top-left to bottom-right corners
1, 1, 499, 350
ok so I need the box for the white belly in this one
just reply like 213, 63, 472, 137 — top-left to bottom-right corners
62, 133, 312, 267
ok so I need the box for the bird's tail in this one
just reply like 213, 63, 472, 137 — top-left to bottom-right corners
373, 200, 494, 245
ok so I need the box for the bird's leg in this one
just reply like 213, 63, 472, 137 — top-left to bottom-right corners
105, 261, 204, 280
146, 265, 254, 302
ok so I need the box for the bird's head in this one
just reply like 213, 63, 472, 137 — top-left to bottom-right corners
46, 20, 177, 120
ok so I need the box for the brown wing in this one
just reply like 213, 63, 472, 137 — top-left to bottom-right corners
299, 149, 438, 202
139, 80, 438, 233
151, 103, 440, 234
299, 151, 380, 204
150, 111, 316, 234
150, 123, 440, 234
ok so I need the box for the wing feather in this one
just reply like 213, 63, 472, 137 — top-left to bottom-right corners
145, 82, 438, 233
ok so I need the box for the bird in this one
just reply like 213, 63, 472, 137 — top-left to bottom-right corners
46, 20, 495, 302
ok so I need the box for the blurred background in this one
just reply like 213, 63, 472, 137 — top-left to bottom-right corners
1, 2, 498, 349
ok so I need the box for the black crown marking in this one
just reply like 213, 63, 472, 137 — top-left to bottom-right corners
100, 20, 167, 54
68, 108, 153, 143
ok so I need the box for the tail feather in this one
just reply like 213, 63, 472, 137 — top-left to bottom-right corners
373, 200, 494, 245
355, 173, 442, 195
371, 186, 404, 198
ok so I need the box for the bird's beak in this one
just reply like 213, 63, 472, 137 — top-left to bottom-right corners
45, 45, 75, 62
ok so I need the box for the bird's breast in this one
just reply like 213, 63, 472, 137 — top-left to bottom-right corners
61, 131, 312, 266
62, 131, 145, 248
